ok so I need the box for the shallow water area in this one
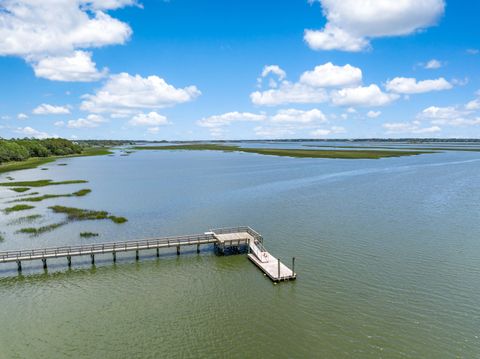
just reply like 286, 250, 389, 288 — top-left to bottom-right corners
0, 143, 479, 358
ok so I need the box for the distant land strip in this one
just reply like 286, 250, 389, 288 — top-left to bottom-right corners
303, 144, 480, 152
132, 144, 435, 159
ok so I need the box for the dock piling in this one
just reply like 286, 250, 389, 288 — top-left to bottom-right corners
156, 248, 159, 257
16, 260, 22, 272
42, 258, 47, 270
176, 245, 180, 255
91, 254, 95, 265
136, 250, 139, 261
67, 256, 72, 267
113, 252, 116, 262
197, 243, 200, 254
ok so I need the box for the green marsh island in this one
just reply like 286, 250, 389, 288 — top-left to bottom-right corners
133, 143, 434, 159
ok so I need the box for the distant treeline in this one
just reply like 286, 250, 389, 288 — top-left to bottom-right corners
0, 138, 82, 164
76, 140, 135, 146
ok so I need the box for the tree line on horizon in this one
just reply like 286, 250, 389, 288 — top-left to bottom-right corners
0, 138, 82, 164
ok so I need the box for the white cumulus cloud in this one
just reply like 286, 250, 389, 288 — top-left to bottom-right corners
251, 83, 328, 106
32, 51, 107, 82
67, 114, 105, 128
0, 0, 134, 81
385, 77, 452, 94
310, 126, 345, 137
466, 99, 480, 111
418, 105, 480, 126
261, 65, 286, 81
367, 110, 381, 118
332, 85, 399, 107
15, 126, 53, 138
17, 113, 29, 120
129, 112, 169, 126
424, 59, 442, 69
271, 109, 327, 124
81, 73, 201, 115
305, 0, 445, 52
299, 62, 362, 88
383, 121, 441, 134
32, 104, 71, 115
198, 112, 266, 129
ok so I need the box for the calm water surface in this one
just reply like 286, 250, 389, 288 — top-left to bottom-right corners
0, 144, 479, 358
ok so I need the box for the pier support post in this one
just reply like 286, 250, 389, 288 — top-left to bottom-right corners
91, 254, 95, 265
16, 260, 22, 272
42, 258, 47, 270
278, 258, 280, 280
197, 244, 200, 254
156, 248, 159, 257
292, 257, 295, 276
136, 250, 139, 261
176, 245, 180, 255
113, 252, 116, 263
67, 256, 71, 267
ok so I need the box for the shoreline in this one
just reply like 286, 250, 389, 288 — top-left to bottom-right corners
0, 147, 112, 175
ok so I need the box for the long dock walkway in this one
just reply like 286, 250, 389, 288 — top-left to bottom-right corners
0, 227, 296, 282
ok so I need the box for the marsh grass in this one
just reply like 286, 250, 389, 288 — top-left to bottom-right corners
17, 222, 66, 236
80, 232, 99, 238
17, 192, 39, 197
109, 216, 128, 224
10, 187, 30, 193
15, 189, 91, 203
8, 214, 42, 226
133, 144, 433, 159
49, 205, 127, 224
0, 179, 87, 187
4, 204, 35, 214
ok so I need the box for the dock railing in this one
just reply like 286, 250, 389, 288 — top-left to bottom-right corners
211, 226, 263, 242
0, 233, 216, 263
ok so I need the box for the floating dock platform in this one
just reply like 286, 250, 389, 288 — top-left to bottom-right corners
0, 227, 296, 282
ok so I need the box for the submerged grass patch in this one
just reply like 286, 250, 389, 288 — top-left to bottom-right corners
49, 205, 127, 224
8, 214, 43, 225
133, 144, 433, 159
15, 189, 92, 203
80, 232, 99, 238
17, 222, 66, 236
17, 191, 39, 197
4, 204, 35, 214
0, 179, 87, 187
10, 187, 30, 193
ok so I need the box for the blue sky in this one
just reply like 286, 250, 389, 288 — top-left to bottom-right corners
0, 0, 479, 140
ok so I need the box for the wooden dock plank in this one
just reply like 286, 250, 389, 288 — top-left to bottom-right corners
248, 253, 296, 281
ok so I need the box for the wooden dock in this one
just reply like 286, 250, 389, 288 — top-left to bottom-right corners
0, 227, 296, 282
